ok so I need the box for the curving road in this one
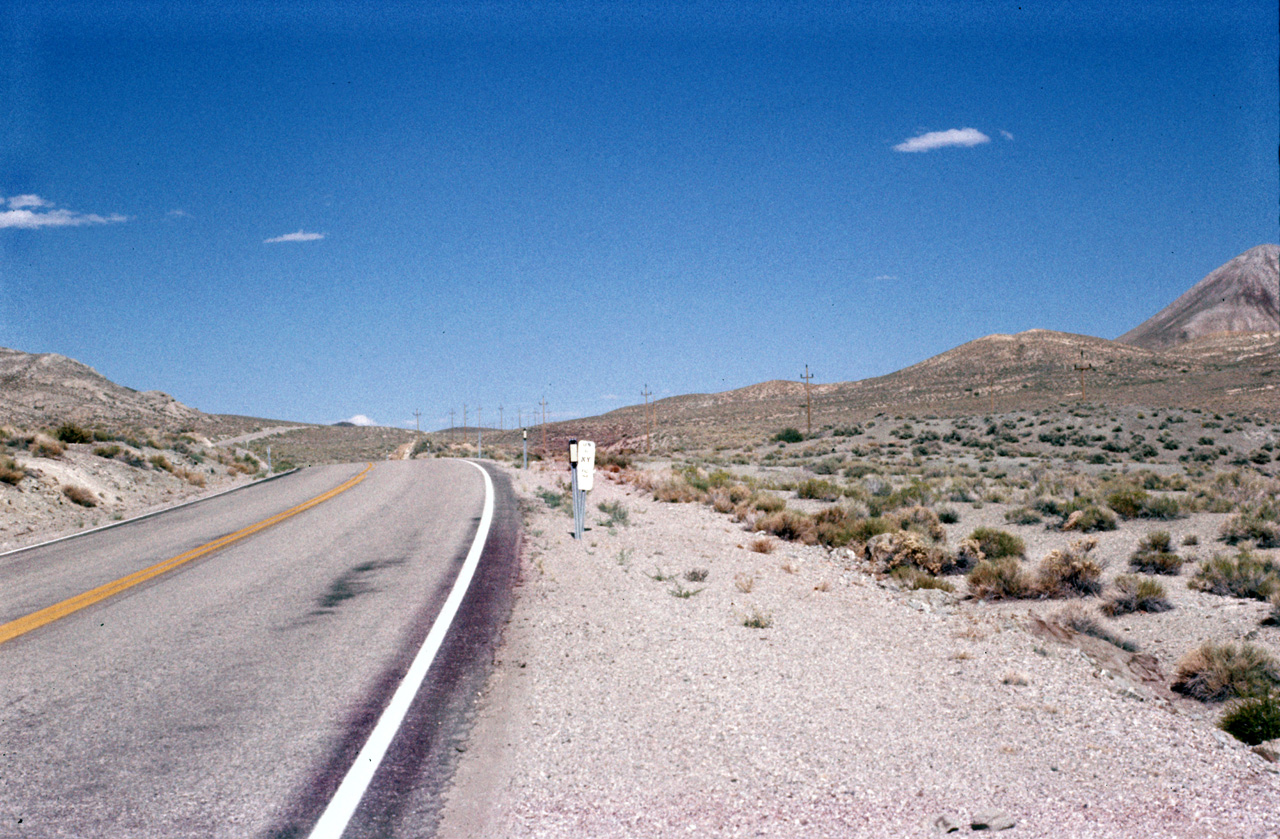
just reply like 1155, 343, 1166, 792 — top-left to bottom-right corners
0, 459, 520, 838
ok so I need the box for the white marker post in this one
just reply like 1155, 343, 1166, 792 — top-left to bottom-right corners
522, 428, 528, 469
568, 439, 595, 539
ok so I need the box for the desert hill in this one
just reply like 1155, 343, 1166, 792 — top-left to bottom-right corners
1117, 244, 1279, 350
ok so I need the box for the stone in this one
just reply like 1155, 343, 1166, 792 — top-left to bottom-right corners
1252, 741, 1279, 763
972, 808, 1016, 831
932, 813, 962, 833
1062, 510, 1084, 531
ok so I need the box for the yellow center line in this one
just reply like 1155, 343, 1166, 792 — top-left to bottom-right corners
0, 462, 375, 647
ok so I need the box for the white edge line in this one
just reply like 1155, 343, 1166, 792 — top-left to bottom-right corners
0, 468, 302, 559
307, 459, 495, 838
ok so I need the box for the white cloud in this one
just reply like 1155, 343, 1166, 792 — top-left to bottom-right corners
893, 128, 991, 153
265, 229, 325, 243
0, 195, 128, 229
1000, 130, 1015, 141
167, 209, 190, 217
344, 414, 378, 426
873, 274, 898, 281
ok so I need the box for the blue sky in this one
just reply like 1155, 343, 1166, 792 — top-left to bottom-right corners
2, 1, 1276, 429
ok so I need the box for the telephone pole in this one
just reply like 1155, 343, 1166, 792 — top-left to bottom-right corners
449, 409, 455, 441
540, 397, 548, 454
498, 405, 503, 431
1074, 349, 1094, 402
413, 409, 422, 433
463, 404, 467, 432
801, 364, 814, 436
642, 384, 653, 454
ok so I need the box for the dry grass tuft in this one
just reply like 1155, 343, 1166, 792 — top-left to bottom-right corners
33, 434, 65, 458
968, 556, 1033, 600
61, 484, 97, 507
748, 535, 775, 554
1189, 550, 1280, 601
0, 456, 24, 485
734, 572, 755, 593
1173, 641, 1280, 702
1035, 538, 1104, 598
1101, 574, 1172, 616
740, 604, 773, 628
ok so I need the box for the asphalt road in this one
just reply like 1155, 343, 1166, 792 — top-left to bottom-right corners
0, 459, 520, 838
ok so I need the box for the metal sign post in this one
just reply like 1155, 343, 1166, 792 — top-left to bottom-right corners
568, 439, 595, 540
522, 429, 528, 469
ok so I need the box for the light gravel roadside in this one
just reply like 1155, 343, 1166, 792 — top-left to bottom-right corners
437, 462, 1280, 839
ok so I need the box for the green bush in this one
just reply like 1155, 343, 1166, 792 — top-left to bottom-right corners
54, 423, 93, 444
93, 444, 122, 459
1219, 507, 1280, 549
1105, 486, 1149, 518
1129, 530, 1184, 575
1102, 574, 1172, 616
597, 500, 629, 527
937, 506, 960, 524
796, 478, 841, 501
772, 427, 803, 444
1189, 550, 1280, 601
968, 526, 1025, 559
1219, 694, 1280, 745
1004, 507, 1042, 525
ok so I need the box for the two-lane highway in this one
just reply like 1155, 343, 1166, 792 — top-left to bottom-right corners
0, 459, 519, 838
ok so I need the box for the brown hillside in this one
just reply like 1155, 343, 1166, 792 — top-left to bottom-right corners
1117, 244, 1279, 350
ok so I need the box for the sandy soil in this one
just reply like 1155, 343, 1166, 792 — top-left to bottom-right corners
436, 462, 1280, 838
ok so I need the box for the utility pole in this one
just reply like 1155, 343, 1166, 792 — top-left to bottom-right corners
498, 405, 503, 431
413, 409, 421, 433
1074, 349, 1094, 402
477, 406, 482, 458
642, 384, 653, 454
449, 409, 455, 442
463, 404, 467, 433
801, 364, 814, 436
540, 397, 548, 454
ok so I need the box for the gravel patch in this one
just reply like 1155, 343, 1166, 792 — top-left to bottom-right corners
437, 462, 1280, 838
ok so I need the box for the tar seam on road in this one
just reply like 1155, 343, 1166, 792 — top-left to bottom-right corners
306, 460, 496, 839
0, 463, 374, 647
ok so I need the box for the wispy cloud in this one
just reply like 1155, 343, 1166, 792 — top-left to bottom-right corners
893, 128, 991, 153
873, 274, 898, 281
167, 209, 190, 217
265, 229, 325, 243
0, 194, 128, 229
1000, 130, 1015, 141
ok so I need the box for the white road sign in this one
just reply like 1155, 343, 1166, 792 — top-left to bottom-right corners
577, 440, 596, 491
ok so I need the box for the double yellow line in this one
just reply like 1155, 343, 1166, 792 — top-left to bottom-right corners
0, 463, 374, 647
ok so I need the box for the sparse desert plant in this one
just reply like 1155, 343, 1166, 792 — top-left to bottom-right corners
968, 526, 1025, 559
1267, 592, 1280, 626
734, 572, 755, 593
1219, 506, 1280, 549
779, 560, 801, 574
597, 500, 630, 527
1055, 603, 1138, 651
1219, 693, 1280, 745
176, 467, 207, 487
0, 456, 24, 485
61, 484, 97, 507
536, 486, 571, 511
1004, 507, 1042, 525
54, 423, 93, 444
1182, 533, 1199, 546
753, 492, 786, 513
953, 537, 985, 571
1102, 574, 1172, 616
684, 567, 709, 582
1129, 530, 1184, 575
32, 435, 64, 458
866, 530, 953, 576
93, 444, 122, 459
937, 506, 960, 524
748, 535, 775, 554
149, 454, 174, 473
741, 605, 773, 628
967, 556, 1033, 600
1173, 641, 1280, 701
1036, 538, 1104, 597
646, 567, 678, 582
890, 566, 955, 592
772, 427, 803, 444
796, 477, 841, 501
813, 579, 832, 592
669, 582, 703, 598
1188, 550, 1280, 601
1105, 486, 1149, 518
754, 509, 818, 545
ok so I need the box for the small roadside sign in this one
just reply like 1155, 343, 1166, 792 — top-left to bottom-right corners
577, 440, 595, 491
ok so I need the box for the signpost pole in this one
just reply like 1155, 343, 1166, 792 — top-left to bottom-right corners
522, 429, 528, 469
569, 440, 582, 540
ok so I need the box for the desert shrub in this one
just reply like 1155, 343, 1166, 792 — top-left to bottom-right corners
1102, 574, 1172, 616
753, 492, 786, 513
1105, 486, 1149, 518
1183, 534, 1200, 546
0, 456, 24, 485
1268, 592, 1280, 626
597, 450, 633, 471
968, 556, 1033, 599
597, 500, 629, 527
1036, 538, 1104, 597
1062, 505, 1117, 533
149, 454, 174, 473
727, 483, 754, 504
1188, 550, 1280, 601
684, 567, 709, 582
754, 509, 818, 545
1139, 495, 1182, 520
536, 486, 571, 511
1173, 642, 1280, 701
796, 478, 841, 501
748, 535, 775, 554
890, 566, 955, 592
1129, 530, 1184, 575
968, 526, 1025, 559
1005, 507, 1042, 525
741, 605, 773, 628
1220, 507, 1280, 549
772, 427, 803, 444
54, 423, 92, 444
93, 444, 122, 459
866, 530, 953, 576
1219, 694, 1280, 745
61, 484, 97, 507
32, 435, 64, 458
707, 488, 736, 514
937, 506, 960, 524
176, 467, 207, 487
1056, 603, 1138, 651
654, 475, 706, 504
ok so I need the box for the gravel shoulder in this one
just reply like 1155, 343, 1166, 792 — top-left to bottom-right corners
436, 462, 1279, 838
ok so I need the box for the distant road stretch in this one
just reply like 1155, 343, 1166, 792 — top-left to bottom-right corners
0, 459, 520, 838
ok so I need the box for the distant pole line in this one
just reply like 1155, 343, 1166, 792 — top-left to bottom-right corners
413, 409, 421, 433
498, 405, 503, 431
1074, 349, 1095, 402
518, 407, 522, 429
540, 397, 548, 454
642, 384, 653, 454
801, 364, 814, 436
449, 409, 455, 441
463, 404, 467, 433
